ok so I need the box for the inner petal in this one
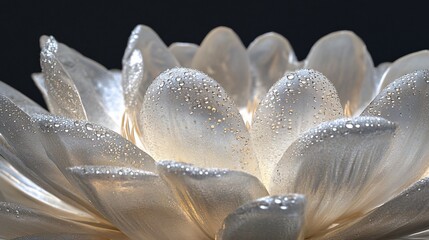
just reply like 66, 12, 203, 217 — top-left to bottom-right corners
139, 67, 260, 178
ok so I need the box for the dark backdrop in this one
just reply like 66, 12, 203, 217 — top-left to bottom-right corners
0, 0, 428, 106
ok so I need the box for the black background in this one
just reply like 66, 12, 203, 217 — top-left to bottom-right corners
0, 0, 428, 106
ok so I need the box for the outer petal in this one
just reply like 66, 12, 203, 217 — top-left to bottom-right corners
157, 160, 268, 237
192, 27, 251, 107
139, 68, 260, 177
270, 117, 396, 236
319, 177, 429, 239
363, 70, 429, 194
40, 37, 87, 120
169, 42, 198, 68
68, 165, 209, 240
13, 234, 110, 240
247, 32, 297, 98
0, 81, 47, 115
34, 114, 157, 204
305, 31, 376, 116
0, 156, 93, 222
40, 36, 125, 132
380, 50, 429, 89
250, 69, 343, 184
0, 96, 94, 218
216, 195, 306, 240
0, 202, 122, 239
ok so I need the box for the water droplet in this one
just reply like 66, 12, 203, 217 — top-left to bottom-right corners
85, 123, 94, 131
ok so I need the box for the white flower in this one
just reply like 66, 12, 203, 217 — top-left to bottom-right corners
0, 25, 429, 240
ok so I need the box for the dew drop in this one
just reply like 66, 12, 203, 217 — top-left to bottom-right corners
85, 123, 94, 131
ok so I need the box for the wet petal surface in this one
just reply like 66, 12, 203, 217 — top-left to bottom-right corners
380, 51, 429, 89
157, 160, 268, 237
40, 37, 87, 120
250, 69, 342, 184
41, 36, 125, 132
217, 195, 306, 240
139, 68, 260, 177
270, 117, 396, 236
0, 202, 121, 239
0, 96, 91, 213
0, 82, 47, 115
320, 177, 429, 239
123, 25, 179, 95
68, 165, 208, 240
364, 70, 429, 194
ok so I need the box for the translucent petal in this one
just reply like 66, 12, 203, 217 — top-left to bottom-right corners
34, 114, 156, 173
122, 49, 144, 109
270, 117, 397, 236
0, 82, 47, 115
374, 62, 391, 88
0, 156, 94, 222
139, 68, 260, 177
122, 25, 179, 95
192, 27, 251, 107
250, 69, 343, 184
319, 177, 429, 239
305, 31, 376, 116
0, 202, 122, 239
42, 36, 125, 132
169, 42, 198, 68
380, 51, 429, 89
157, 160, 268, 237
0, 96, 92, 215
31, 73, 53, 111
68, 165, 209, 240
363, 70, 429, 193
40, 37, 87, 120
13, 234, 110, 240
247, 32, 297, 98
400, 230, 429, 240
216, 195, 306, 240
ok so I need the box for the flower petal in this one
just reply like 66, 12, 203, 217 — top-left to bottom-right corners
41, 36, 125, 132
319, 177, 429, 239
380, 50, 429, 89
13, 234, 110, 240
157, 160, 268, 237
0, 96, 91, 214
0, 202, 122, 239
40, 37, 87, 120
68, 165, 209, 240
0, 156, 94, 222
169, 42, 198, 68
363, 70, 429, 193
31, 73, 52, 111
122, 25, 180, 95
216, 195, 306, 240
247, 32, 297, 98
122, 49, 144, 109
305, 31, 376, 116
270, 117, 397, 236
0, 81, 47, 115
400, 230, 429, 240
191, 27, 251, 107
139, 68, 260, 177
250, 69, 343, 184
34, 114, 156, 173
